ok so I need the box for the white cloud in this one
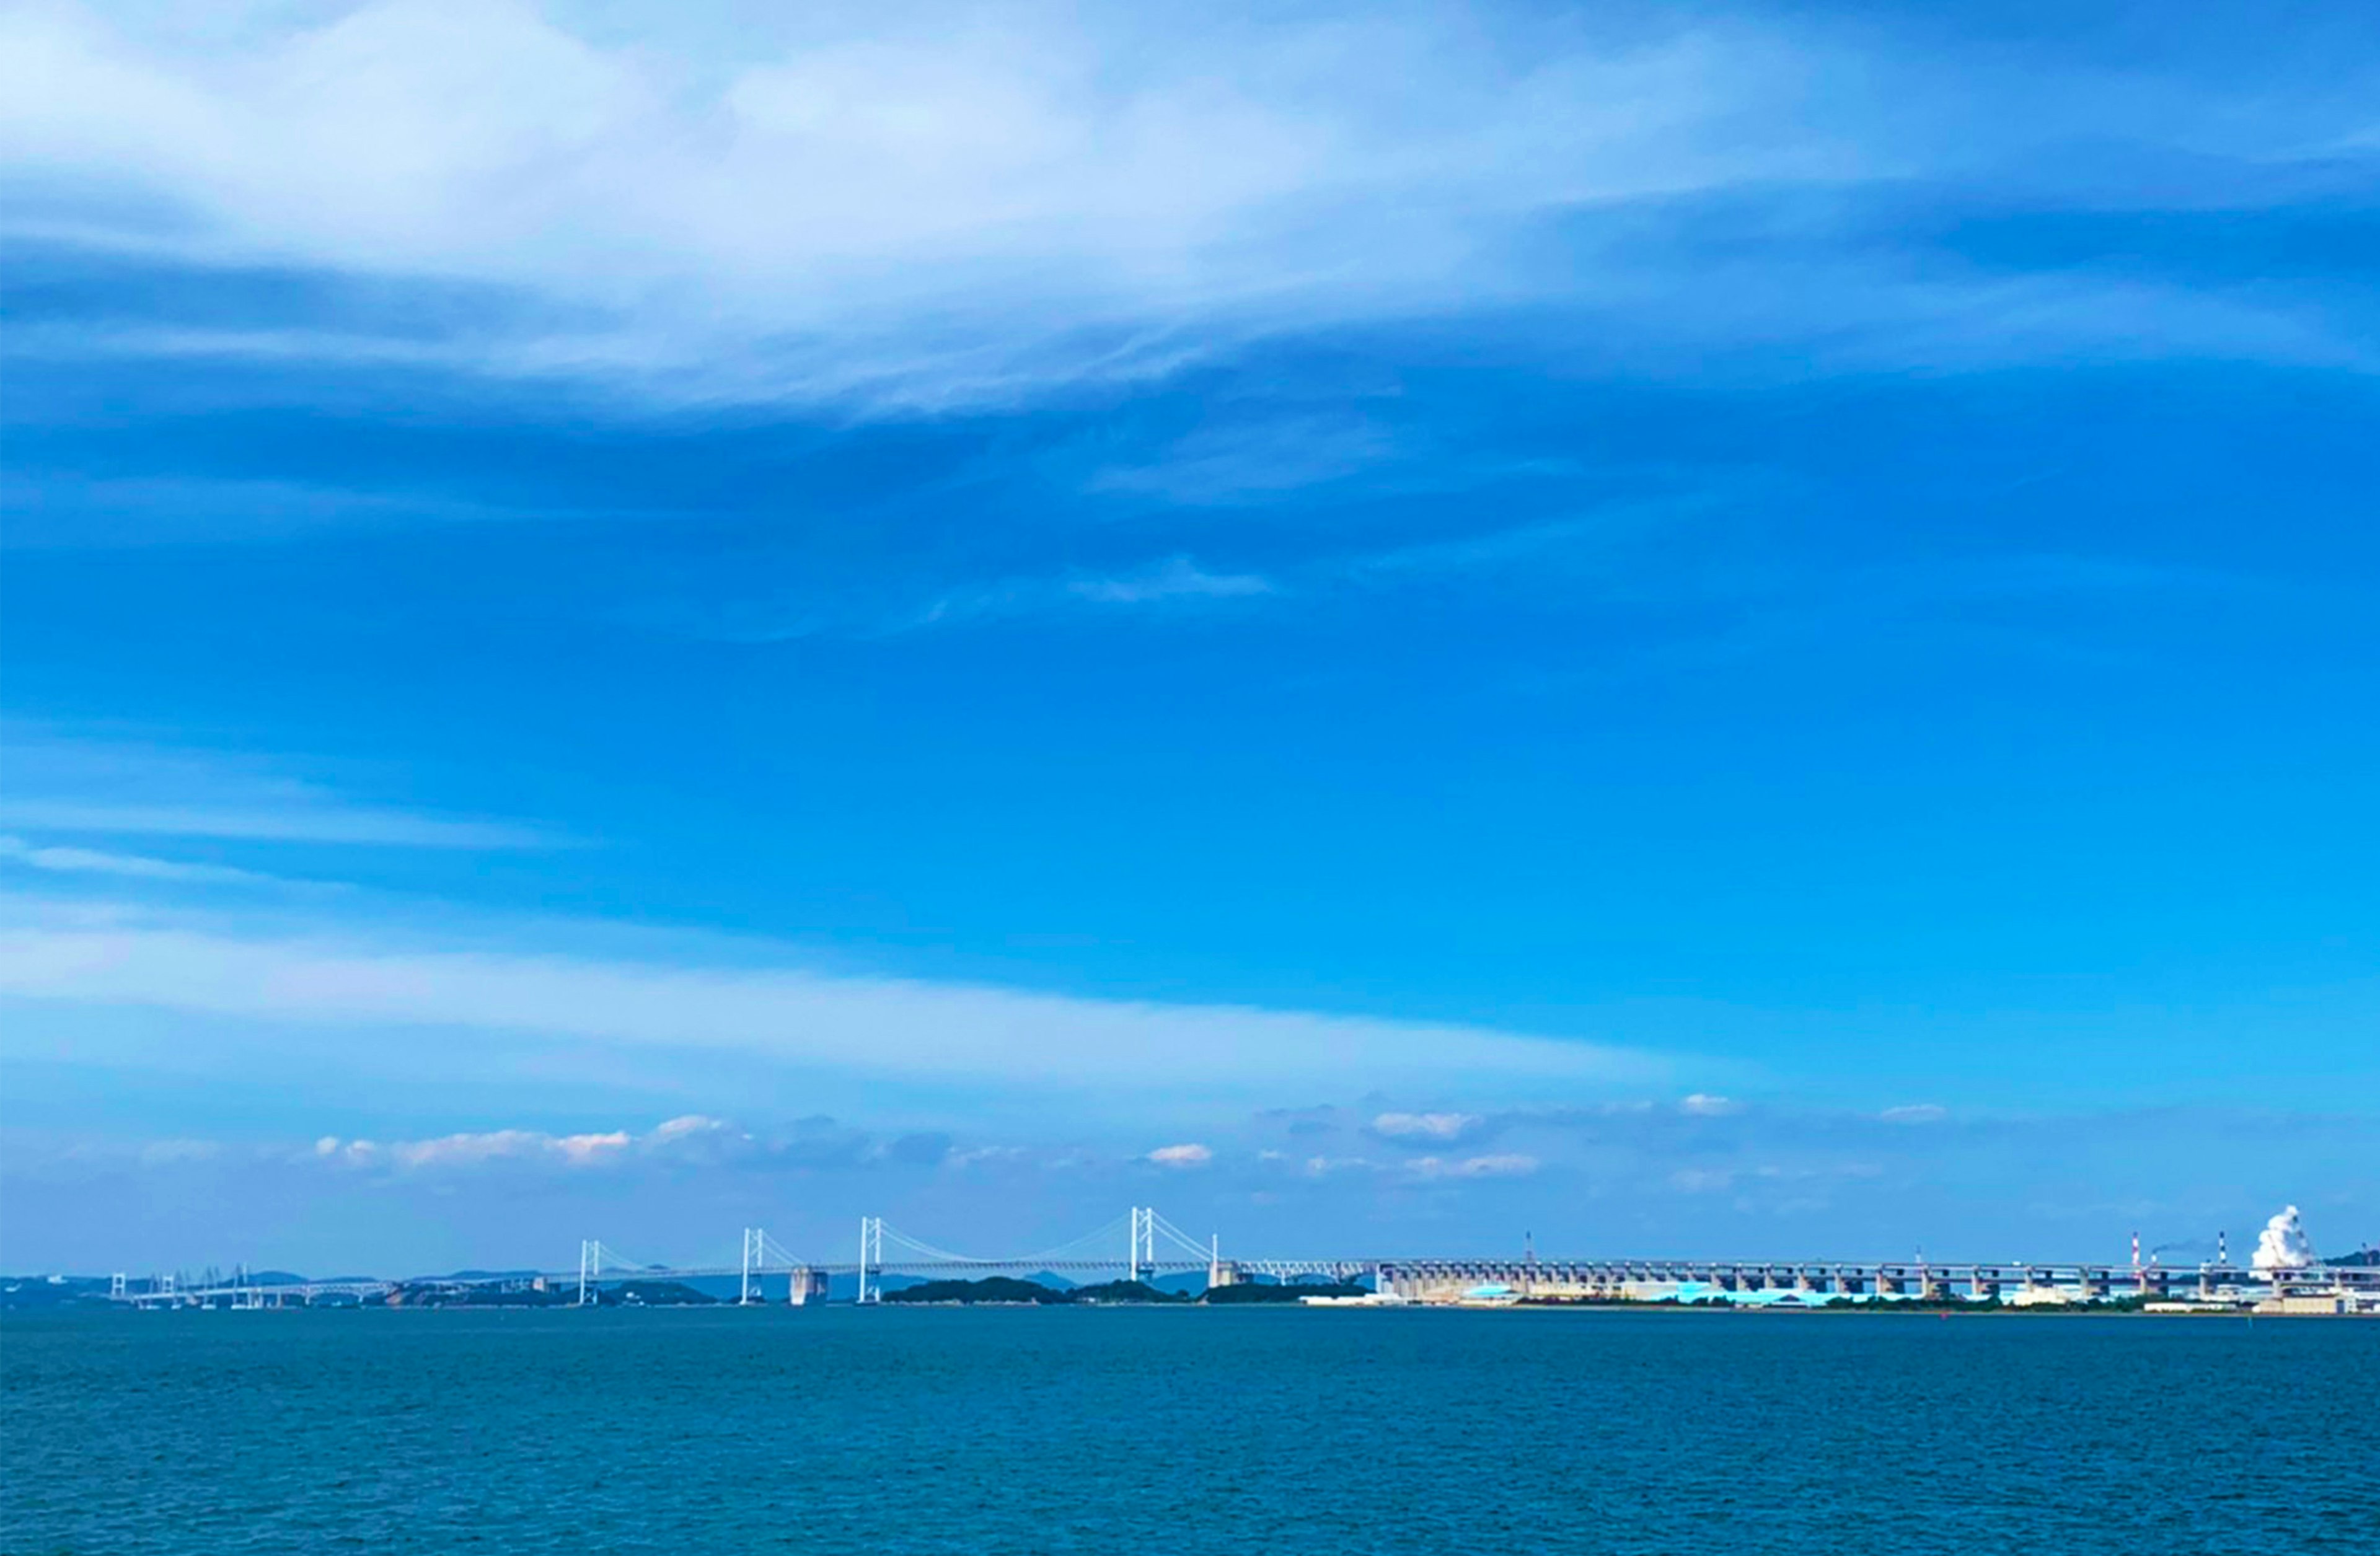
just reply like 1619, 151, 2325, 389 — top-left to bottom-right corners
312, 1117, 734, 1172
1880, 1103, 1947, 1124
0, 896, 1667, 1095
1679, 1093, 1741, 1116
947, 1145, 1029, 1170
1370, 1110, 1484, 1141
550, 1130, 633, 1164
1146, 1142, 1212, 1168
648, 1114, 731, 1143
315, 1127, 632, 1171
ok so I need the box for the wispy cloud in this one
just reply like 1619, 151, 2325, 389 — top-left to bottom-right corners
8, 2, 2367, 407
1063, 558, 1274, 606
1145, 1142, 1212, 1168
0, 835, 271, 887
703, 555, 1277, 641
0, 730, 552, 850
1085, 418, 1398, 506
0, 895, 1668, 1096
900, 557, 1277, 631
0, 800, 540, 850
0, 3, 1838, 403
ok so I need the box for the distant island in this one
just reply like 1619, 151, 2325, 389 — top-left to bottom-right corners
386, 1278, 718, 1308
884, 1277, 1368, 1306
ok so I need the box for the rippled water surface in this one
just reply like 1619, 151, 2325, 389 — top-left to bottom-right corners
6, 1306, 2375, 1553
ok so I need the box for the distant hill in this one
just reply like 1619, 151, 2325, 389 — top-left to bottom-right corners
1015, 1270, 1080, 1290
0, 1277, 112, 1310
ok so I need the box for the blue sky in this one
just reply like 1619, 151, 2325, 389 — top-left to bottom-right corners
2, 0, 2376, 1276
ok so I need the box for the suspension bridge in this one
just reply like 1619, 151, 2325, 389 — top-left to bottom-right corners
111, 1207, 1363, 1308
106, 1206, 2380, 1310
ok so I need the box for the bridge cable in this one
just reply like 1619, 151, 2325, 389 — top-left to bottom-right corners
875, 1213, 1137, 1268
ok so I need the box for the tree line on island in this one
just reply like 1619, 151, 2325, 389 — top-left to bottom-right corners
884, 1277, 1365, 1305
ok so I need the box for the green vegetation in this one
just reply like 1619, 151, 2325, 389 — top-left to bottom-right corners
1201, 1281, 1367, 1304
602, 1281, 717, 1307
883, 1277, 1073, 1304
387, 1283, 567, 1308
882, 1276, 1373, 1304
1069, 1280, 1186, 1304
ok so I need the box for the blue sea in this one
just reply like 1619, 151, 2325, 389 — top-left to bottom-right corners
5, 1306, 2375, 1553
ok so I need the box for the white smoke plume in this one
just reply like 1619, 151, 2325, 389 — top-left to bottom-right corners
2250, 1205, 2316, 1272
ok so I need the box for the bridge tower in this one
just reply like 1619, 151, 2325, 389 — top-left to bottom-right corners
857, 1217, 884, 1304
1128, 1207, 1157, 1284
576, 1239, 596, 1307
739, 1228, 765, 1304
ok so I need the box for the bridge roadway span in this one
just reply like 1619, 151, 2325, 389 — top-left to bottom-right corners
117, 1256, 2380, 1308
